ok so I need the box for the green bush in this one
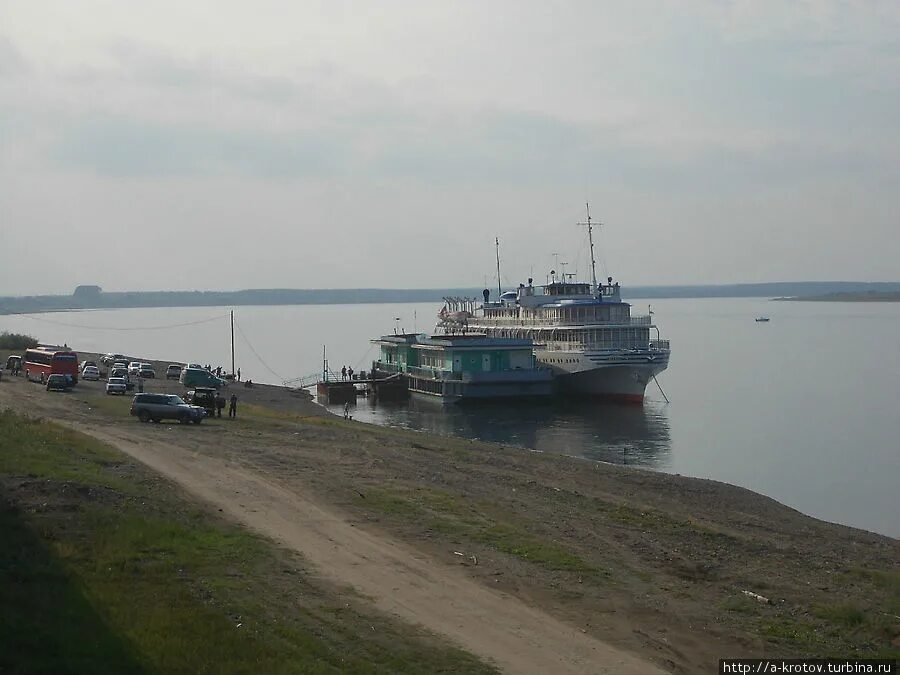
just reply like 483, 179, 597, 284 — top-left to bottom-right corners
0, 332, 39, 350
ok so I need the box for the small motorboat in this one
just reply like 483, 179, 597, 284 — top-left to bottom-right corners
755, 316, 770, 322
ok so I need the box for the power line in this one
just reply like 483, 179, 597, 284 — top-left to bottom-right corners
233, 320, 284, 382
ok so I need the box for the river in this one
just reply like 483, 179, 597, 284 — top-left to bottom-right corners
2, 297, 898, 537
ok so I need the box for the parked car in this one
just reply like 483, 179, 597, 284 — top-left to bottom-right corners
139, 364, 156, 379
183, 387, 218, 416
111, 368, 134, 388
101, 353, 129, 366
127, 361, 142, 376
5, 355, 22, 373
81, 365, 101, 381
46, 374, 71, 391
179, 367, 224, 389
106, 377, 128, 395
80, 360, 98, 372
166, 364, 183, 380
130, 393, 205, 424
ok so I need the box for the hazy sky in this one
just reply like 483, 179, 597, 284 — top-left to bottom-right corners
2, 1, 898, 295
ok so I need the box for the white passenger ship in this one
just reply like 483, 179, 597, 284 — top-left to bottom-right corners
438, 208, 671, 402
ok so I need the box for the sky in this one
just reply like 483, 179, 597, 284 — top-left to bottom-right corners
1, 0, 899, 295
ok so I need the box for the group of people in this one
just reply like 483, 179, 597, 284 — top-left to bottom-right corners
214, 392, 239, 418
340, 365, 355, 380
206, 365, 242, 382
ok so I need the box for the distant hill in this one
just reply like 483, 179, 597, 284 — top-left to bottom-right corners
2, 282, 899, 315
773, 290, 900, 302
622, 281, 900, 299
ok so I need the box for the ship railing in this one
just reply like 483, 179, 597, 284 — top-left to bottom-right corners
406, 365, 462, 381
474, 315, 653, 328
541, 342, 667, 353
373, 361, 403, 374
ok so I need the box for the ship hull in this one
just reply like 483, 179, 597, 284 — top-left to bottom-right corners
536, 349, 669, 403
407, 371, 554, 404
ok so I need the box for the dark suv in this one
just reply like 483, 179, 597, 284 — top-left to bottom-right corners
130, 393, 206, 424
184, 387, 218, 416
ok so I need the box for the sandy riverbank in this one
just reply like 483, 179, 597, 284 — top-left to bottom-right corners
1, 353, 897, 672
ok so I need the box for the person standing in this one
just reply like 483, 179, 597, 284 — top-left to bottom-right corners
228, 393, 237, 418
237, 367, 241, 382
341, 365, 347, 380
348, 366, 354, 380
215, 392, 226, 418
137, 376, 144, 393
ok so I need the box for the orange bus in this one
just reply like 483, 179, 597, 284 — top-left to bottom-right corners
24, 346, 79, 385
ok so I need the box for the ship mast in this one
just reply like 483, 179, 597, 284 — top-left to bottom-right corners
578, 203, 599, 294
495, 237, 502, 299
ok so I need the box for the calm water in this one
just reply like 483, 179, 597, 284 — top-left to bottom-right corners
3, 298, 898, 537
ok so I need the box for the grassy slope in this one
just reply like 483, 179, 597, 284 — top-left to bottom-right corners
0, 410, 496, 674
223, 405, 900, 661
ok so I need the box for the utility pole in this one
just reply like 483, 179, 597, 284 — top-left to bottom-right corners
230, 310, 235, 376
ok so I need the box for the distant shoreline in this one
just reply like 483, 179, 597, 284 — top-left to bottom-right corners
2, 281, 899, 315
774, 291, 900, 302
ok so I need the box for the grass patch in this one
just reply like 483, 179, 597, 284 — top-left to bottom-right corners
720, 594, 763, 615
758, 603, 899, 659
844, 567, 900, 598
0, 410, 497, 674
814, 602, 866, 628
235, 403, 341, 431
478, 523, 592, 571
242, 403, 303, 422
81, 391, 133, 417
364, 486, 597, 574
760, 618, 828, 651
0, 413, 136, 492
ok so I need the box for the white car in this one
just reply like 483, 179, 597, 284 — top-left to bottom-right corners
127, 361, 142, 376
82, 365, 101, 381
106, 377, 128, 395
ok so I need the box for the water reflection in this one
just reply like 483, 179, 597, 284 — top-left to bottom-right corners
333, 396, 672, 469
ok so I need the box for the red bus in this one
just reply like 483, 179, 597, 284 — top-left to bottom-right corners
24, 346, 79, 385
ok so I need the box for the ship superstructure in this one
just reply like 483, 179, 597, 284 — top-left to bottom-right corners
437, 206, 670, 402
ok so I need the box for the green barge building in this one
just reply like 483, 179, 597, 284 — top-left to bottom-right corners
371, 333, 553, 403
